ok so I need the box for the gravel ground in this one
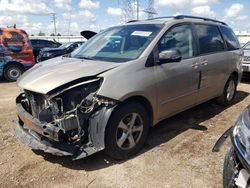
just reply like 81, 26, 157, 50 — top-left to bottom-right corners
0, 78, 250, 188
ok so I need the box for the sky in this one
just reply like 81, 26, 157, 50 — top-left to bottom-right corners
0, 0, 250, 35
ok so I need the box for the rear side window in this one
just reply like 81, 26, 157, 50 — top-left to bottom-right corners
195, 24, 225, 54
220, 26, 240, 50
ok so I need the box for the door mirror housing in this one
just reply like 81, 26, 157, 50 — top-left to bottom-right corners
158, 49, 182, 65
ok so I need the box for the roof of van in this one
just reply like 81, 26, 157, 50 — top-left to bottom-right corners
125, 15, 228, 26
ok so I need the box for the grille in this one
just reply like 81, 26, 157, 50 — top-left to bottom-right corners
243, 56, 250, 63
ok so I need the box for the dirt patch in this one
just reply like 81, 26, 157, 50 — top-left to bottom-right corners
0, 78, 250, 188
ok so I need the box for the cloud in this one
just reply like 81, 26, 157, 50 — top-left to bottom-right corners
155, 0, 219, 11
63, 10, 97, 22
107, 7, 122, 16
79, 0, 100, 9
236, 15, 248, 21
224, 3, 243, 18
0, 0, 53, 15
53, 0, 72, 10
191, 5, 216, 18
0, 15, 28, 26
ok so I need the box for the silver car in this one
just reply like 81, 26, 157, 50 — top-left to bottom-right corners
242, 41, 250, 73
14, 15, 243, 160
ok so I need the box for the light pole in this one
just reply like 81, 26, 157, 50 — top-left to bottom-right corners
51, 13, 57, 35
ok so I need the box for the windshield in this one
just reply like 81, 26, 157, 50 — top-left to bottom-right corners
243, 42, 250, 50
71, 24, 163, 62
58, 42, 73, 49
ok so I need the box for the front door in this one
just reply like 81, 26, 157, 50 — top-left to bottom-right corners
155, 24, 200, 120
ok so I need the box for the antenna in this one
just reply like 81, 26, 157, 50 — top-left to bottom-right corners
144, 0, 157, 19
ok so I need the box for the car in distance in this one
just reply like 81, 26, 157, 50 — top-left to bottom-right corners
37, 41, 84, 62
13, 15, 243, 160
242, 41, 250, 75
0, 27, 35, 81
30, 39, 61, 62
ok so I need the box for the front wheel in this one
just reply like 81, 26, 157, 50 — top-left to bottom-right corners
3, 64, 23, 82
105, 102, 150, 159
216, 76, 237, 106
223, 146, 237, 188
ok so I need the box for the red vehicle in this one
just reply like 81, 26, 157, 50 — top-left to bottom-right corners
0, 27, 35, 81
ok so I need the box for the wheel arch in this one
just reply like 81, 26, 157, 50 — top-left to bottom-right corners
3, 61, 25, 73
230, 71, 239, 83
118, 95, 154, 127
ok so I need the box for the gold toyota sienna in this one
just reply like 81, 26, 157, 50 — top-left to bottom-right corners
13, 15, 243, 160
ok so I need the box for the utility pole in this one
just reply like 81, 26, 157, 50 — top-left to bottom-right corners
68, 10, 72, 36
144, 0, 157, 19
136, 0, 139, 20
51, 13, 57, 35
121, 0, 133, 22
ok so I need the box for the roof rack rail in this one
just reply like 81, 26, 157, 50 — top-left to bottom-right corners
174, 15, 227, 25
127, 20, 139, 23
147, 16, 174, 20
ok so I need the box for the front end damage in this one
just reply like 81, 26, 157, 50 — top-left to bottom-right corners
13, 77, 117, 160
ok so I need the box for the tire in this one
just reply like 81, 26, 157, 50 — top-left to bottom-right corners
223, 146, 237, 188
3, 64, 23, 82
105, 102, 150, 160
216, 75, 237, 106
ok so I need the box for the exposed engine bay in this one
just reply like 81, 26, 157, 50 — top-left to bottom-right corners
15, 77, 117, 160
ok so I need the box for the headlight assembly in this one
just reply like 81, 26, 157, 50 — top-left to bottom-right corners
43, 52, 53, 57
234, 106, 250, 154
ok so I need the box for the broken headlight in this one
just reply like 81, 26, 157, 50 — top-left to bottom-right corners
233, 106, 250, 155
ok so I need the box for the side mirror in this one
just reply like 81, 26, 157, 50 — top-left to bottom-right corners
158, 49, 182, 65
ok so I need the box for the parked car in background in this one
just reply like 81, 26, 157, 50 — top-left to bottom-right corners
0, 27, 35, 81
80, 30, 97, 39
242, 41, 250, 75
37, 41, 84, 62
30, 39, 61, 62
14, 15, 242, 160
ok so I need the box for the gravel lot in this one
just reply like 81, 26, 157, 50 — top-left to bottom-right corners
0, 78, 250, 188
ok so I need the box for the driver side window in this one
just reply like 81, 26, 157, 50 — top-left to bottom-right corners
159, 24, 194, 59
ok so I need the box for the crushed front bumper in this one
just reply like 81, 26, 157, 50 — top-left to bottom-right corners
13, 93, 115, 160
232, 133, 250, 172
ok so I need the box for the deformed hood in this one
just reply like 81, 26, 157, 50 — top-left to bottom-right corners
17, 57, 120, 94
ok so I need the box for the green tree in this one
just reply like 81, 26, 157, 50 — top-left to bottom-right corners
57, 33, 61, 36
50, 33, 55, 36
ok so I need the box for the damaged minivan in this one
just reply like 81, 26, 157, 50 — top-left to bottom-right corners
14, 15, 243, 160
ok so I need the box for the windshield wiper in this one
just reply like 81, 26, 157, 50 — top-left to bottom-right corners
74, 56, 94, 60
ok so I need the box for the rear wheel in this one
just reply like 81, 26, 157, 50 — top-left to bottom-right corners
3, 64, 23, 82
216, 75, 237, 106
105, 102, 150, 159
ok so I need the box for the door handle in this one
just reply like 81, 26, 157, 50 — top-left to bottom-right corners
200, 60, 208, 66
191, 62, 200, 68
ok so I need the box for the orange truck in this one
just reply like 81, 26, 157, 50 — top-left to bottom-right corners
0, 27, 35, 81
